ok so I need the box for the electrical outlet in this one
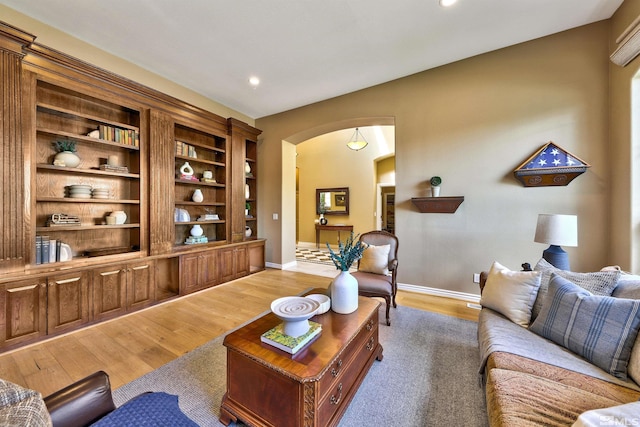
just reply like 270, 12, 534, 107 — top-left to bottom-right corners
272, 213, 279, 220
473, 273, 480, 283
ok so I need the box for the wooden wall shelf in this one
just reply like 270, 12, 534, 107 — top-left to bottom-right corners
411, 196, 464, 213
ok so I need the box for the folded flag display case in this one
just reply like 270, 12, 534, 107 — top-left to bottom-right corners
513, 142, 590, 187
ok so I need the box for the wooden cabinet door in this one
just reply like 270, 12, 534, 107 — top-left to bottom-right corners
181, 253, 202, 294
92, 266, 127, 322
218, 246, 248, 283
217, 247, 236, 283
234, 246, 249, 278
199, 250, 218, 288
126, 260, 156, 311
0, 279, 47, 349
47, 271, 90, 336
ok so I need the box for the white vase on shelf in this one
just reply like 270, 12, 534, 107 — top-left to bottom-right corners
431, 186, 441, 197
190, 224, 203, 237
192, 189, 204, 203
54, 151, 80, 168
245, 184, 250, 199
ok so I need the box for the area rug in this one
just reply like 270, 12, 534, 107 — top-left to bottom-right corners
113, 305, 487, 426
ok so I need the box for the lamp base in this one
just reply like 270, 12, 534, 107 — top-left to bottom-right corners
542, 245, 570, 270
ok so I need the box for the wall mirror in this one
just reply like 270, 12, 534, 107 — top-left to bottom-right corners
316, 187, 349, 215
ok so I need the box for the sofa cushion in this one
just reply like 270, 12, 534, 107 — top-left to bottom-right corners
487, 352, 640, 403
531, 258, 620, 321
486, 368, 623, 427
480, 261, 541, 327
0, 379, 52, 427
358, 244, 390, 275
530, 275, 640, 380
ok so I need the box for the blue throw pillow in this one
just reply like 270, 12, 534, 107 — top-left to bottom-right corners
529, 274, 640, 380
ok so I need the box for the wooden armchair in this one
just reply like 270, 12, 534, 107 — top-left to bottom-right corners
352, 231, 399, 326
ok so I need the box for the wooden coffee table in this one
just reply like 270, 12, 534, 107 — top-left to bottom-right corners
220, 291, 383, 427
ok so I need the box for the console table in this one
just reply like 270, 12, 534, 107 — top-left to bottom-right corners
315, 224, 354, 248
220, 291, 383, 427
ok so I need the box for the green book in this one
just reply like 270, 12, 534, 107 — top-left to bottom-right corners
261, 321, 322, 354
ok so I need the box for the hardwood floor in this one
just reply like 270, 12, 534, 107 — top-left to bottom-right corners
0, 269, 479, 397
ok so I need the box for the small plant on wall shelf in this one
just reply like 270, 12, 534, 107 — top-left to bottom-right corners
430, 176, 442, 197
52, 139, 80, 168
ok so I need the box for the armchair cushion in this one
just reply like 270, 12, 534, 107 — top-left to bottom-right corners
359, 244, 390, 275
352, 271, 393, 296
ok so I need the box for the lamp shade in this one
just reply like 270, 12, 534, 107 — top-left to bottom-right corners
346, 128, 368, 151
534, 214, 578, 247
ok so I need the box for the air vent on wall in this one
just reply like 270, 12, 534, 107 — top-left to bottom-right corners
611, 15, 640, 67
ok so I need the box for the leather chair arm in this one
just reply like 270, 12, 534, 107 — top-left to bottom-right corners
44, 370, 116, 427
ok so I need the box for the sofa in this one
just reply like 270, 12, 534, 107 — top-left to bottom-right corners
478, 259, 640, 426
1, 371, 197, 426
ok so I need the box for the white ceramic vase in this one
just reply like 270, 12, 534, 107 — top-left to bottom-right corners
245, 184, 250, 199
190, 224, 203, 237
54, 151, 80, 168
245, 226, 252, 237
110, 210, 127, 225
192, 189, 204, 203
331, 271, 358, 314
431, 186, 441, 197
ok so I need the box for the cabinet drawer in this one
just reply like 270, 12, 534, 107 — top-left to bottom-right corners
317, 313, 377, 399
318, 312, 378, 399
317, 329, 379, 426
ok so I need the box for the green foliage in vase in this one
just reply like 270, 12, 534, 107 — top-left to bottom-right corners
326, 232, 368, 271
430, 176, 442, 186
245, 202, 251, 210
53, 140, 77, 153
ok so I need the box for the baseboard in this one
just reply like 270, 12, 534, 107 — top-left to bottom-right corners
398, 283, 481, 303
266, 261, 283, 269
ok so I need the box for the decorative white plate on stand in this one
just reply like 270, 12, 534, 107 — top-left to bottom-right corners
271, 296, 320, 338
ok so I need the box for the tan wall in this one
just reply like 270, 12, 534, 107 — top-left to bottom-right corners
296, 127, 394, 247
257, 21, 614, 294
0, 5, 253, 125
610, 1, 640, 273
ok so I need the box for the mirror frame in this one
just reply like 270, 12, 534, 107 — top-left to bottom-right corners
316, 187, 349, 215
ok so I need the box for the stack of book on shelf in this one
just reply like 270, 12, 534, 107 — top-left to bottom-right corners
35, 236, 67, 264
47, 213, 80, 227
175, 140, 197, 158
261, 321, 322, 354
185, 236, 208, 245
99, 164, 129, 173
98, 125, 139, 147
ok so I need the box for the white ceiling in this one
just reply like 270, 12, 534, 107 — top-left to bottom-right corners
0, 0, 623, 119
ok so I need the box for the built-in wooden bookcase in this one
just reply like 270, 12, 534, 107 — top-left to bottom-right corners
244, 137, 258, 240
173, 123, 228, 249
33, 80, 144, 264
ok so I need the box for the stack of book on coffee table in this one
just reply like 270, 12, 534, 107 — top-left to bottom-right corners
260, 321, 322, 354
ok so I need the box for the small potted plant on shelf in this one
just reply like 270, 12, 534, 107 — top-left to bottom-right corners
245, 202, 251, 217
430, 176, 442, 197
52, 140, 80, 168
326, 232, 368, 314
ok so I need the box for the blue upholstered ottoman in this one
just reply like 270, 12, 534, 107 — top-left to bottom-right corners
91, 392, 197, 426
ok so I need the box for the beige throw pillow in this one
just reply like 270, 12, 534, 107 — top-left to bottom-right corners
480, 261, 542, 327
359, 244, 390, 275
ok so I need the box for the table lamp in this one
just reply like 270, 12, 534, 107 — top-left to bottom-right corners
534, 214, 578, 270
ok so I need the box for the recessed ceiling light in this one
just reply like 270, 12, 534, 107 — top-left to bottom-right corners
439, 0, 457, 7
249, 76, 260, 87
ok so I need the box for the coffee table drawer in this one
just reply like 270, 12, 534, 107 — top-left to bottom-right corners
317, 313, 377, 399
317, 326, 379, 425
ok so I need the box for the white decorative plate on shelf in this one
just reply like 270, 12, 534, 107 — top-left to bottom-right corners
271, 296, 320, 337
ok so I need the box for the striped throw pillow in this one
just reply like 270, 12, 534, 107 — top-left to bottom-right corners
530, 274, 640, 380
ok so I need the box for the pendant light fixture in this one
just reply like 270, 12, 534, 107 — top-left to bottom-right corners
346, 128, 368, 151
